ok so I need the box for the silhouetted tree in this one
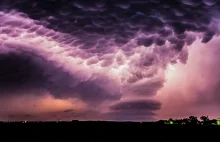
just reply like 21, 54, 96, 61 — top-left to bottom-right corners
200, 116, 209, 121
162, 116, 220, 126
168, 118, 173, 121
200, 116, 209, 126
174, 119, 185, 125
188, 116, 199, 125
210, 119, 217, 125
182, 118, 190, 125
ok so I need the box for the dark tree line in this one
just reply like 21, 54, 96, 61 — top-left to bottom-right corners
158, 116, 220, 126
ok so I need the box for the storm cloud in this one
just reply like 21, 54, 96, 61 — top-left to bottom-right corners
0, 0, 220, 121
106, 100, 161, 121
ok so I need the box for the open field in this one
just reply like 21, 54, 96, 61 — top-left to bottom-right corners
1, 121, 219, 141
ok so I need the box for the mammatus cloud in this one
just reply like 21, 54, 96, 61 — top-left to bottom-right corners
0, 0, 220, 121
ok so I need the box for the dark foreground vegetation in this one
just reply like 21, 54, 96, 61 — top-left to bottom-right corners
1, 116, 220, 141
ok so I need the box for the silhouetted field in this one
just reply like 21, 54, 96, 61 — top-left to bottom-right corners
0, 120, 219, 141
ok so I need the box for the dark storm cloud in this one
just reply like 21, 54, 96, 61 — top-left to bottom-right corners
1, 0, 219, 52
201, 31, 215, 43
104, 110, 156, 121
0, 50, 121, 104
109, 99, 161, 111
106, 100, 161, 121
0, 0, 218, 99
0, 52, 47, 96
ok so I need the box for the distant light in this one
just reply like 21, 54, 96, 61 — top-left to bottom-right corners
217, 120, 220, 125
169, 121, 174, 124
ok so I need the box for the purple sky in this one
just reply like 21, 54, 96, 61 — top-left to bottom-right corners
0, 0, 220, 121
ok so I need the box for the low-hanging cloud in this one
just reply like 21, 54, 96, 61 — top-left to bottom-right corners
105, 99, 161, 121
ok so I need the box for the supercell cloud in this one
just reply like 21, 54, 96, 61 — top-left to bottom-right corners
0, 0, 220, 121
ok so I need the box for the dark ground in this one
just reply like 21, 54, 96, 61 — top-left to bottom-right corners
0, 121, 219, 141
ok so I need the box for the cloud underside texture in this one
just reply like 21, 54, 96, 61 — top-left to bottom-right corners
0, 0, 220, 121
